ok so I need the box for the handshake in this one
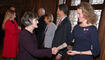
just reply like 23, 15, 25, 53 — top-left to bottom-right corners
52, 43, 68, 55
52, 47, 59, 55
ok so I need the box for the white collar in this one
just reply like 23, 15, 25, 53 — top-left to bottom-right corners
61, 16, 67, 21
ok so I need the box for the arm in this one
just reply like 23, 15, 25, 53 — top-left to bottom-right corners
58, 20, 72, 56
56, 24, 76, 51
44, 24, 56, 48
90, 27, 100, 57
67, 27, 100, 56
19, 34, 52, 58
56, 42, 67, 51
67, 50, 92, 56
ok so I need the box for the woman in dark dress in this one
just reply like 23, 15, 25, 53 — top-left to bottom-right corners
55, 2, 100, 60
17, 11, 57, 60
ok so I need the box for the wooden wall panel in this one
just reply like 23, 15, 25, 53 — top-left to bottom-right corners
0, 0, 58, 24
98, 1, 105, 60
39, 0, 57, 14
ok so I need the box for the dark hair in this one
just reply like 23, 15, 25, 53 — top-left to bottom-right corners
58, 4, 68, 15
21, 11, 38, 27
77, 2, 97, 24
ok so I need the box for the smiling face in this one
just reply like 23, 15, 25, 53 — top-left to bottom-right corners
77, 9, 83, 22
77, 8, 87, 23
31, 18, 39, 28
9, 12, 16, 21
11, 13, 16, 20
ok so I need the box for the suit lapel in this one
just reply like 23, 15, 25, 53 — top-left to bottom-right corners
56, 17, 68, 31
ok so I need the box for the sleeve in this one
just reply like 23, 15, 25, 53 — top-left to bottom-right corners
5, 20, 20, 35
44, 25, 54, 47
58, 21, 72, 56
64, 21, 72, 45
45, 24, 56, 39
14, 20, 21, 35
20, 34, 52, 58
65, 24, 77, 45
90, 27, 100, 57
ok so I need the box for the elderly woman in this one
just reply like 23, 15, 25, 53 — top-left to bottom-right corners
17, 11, 56, 60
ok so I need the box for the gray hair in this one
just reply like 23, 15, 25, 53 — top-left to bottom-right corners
21, 11, 38, 27
41, 8, 45, 15
39, 8, 45, 15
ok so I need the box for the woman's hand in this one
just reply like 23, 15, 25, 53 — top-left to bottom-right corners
56, 54, 62, 60
18, 26, 21, 30
52, 47, 58, 55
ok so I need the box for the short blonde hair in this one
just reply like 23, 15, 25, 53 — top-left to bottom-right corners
44, 14, 54, 22
77, 2, 97, 24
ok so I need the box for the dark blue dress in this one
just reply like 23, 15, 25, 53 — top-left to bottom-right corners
68, 25, 100, 60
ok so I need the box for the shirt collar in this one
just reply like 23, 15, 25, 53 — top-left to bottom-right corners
61, 16, 67, 21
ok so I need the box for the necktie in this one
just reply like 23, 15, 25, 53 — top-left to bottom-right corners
59, 19, 62, 25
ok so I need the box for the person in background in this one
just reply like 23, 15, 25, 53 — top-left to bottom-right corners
9, 6, 15, 11
52, 4, 72, 60
35, 8, 46, 48
9, 6, 19, 23
2, 10, 21, 60
44, 14, 57, 48
17, 11, 57, 60
0, 6, 16, 52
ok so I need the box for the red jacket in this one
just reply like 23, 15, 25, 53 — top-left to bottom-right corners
2, 19, 20, 57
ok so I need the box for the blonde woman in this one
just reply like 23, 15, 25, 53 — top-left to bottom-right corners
2, 10, 20, 60
44, 14, 57, 48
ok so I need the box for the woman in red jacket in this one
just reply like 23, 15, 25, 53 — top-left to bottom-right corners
2, 10, 21, 60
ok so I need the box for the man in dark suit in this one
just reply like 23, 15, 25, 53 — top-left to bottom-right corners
35, 8, 47, 48
52, 4, 72, 60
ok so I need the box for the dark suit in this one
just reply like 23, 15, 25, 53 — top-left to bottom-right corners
18, 29, 51, 60
52, 17, 72, 60
35, 16, 46, 48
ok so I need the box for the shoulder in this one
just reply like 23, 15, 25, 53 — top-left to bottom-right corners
5, 20, 12, 26
74, 24, 79, 29
50, 23, 56, 27
19, 29, 30, 38
64, 17, 70, 22
89, 25, 97, 31
5, 20, 11, 24
88, 26, 98, 35
48, 23, 57, 30
19, 29, 32, 42
13, 20, 17, 23
63, 17, 71, 26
